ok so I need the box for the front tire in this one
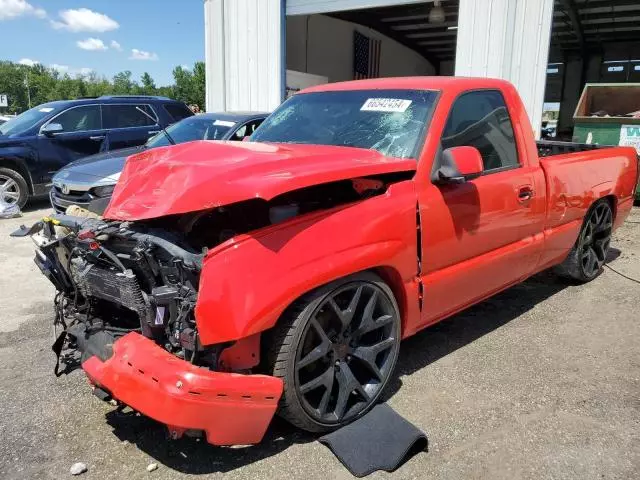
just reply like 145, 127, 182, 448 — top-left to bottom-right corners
265, 272, 401, 433
0, 167, 29, 209
554, 199, 613, 282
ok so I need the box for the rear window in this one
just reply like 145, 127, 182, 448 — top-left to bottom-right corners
163, 103, 194, 122
103, 104, 157, 129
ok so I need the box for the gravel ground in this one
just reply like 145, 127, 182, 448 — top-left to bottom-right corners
1, 200, 639, 480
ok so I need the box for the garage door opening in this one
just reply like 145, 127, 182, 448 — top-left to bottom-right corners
285, 1, 458, 96
543, 0, 640, 141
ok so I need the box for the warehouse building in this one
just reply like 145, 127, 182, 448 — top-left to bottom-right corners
203, 0, 640, 139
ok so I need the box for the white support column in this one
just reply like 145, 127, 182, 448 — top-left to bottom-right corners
455, 0, 555, 137
204, 0, 284, 113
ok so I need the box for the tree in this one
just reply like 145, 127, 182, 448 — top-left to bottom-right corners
192, 61, 206, 109
139, 72, 157, 95
112, 71, 135, 95
0, 60, 206, 114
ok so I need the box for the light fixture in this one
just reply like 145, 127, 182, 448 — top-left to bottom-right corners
428, 0, 446, 24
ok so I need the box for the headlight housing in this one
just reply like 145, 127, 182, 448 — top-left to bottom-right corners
92, 184, 116, 198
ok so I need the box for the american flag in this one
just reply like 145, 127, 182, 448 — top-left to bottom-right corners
353, 31, 381, 80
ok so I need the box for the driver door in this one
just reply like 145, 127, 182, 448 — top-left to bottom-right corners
417, 90, 546, 328
37, 105, 106, 184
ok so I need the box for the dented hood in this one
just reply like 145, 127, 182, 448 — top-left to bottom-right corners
104, 140, 416, 221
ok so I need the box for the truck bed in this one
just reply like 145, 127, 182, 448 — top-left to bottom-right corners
536, 140, 606, 158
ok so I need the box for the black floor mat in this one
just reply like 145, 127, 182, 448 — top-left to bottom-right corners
319, 403, 428, 477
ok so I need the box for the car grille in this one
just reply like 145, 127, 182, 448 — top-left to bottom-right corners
51, 186, 94, 213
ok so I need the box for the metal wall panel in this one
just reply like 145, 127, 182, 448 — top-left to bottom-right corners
286, 0, 430, 16
455, 0, 554, 137
205, 0, 283, 112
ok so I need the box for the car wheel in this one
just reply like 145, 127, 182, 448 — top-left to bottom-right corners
554, 199, 613, 282
0, 168, 29, 209
265, 271, 401, 433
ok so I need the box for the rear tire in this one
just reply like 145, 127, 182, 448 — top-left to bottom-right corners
0, 167, 29, 209
554, 199, 613, 282
264, 272, 401, 433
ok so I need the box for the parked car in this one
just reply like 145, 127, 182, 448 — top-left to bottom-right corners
0, 95, 193, 208
49, 112, 268, 214
15, 77, 638, 446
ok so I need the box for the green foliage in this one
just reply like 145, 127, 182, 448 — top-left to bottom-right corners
0, 61, 206, 114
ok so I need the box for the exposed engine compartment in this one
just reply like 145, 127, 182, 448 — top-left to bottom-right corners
19, 175, 408, 374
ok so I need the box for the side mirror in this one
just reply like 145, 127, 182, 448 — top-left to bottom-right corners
41, 123, 63, 136
436, 146, 484, 184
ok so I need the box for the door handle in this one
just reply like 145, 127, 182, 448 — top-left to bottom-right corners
517, 186, 534, 202
89, 135, 105, 141
148, 130, 160, 135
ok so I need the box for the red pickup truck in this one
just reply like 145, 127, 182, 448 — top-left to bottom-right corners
18, 77, 638, 446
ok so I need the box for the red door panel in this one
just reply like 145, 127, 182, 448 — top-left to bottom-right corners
414, 165, 546, 332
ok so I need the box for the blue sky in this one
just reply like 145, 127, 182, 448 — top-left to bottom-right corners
0, 0, 205, 85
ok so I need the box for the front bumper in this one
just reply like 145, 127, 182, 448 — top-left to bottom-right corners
82, 332, 283, 446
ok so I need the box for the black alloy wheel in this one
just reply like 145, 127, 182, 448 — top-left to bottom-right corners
578, 201, 613, 278
267, 272, 401, 432
555, 199, 613, 282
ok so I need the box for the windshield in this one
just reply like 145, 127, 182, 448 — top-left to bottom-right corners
0, 103, 61, 136
250, 89, 438, 159
146, 116, 236, 148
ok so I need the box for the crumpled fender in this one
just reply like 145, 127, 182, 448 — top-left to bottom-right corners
194, 180, 420, 345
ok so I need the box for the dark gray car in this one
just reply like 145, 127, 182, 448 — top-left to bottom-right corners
50, 112, 268, 214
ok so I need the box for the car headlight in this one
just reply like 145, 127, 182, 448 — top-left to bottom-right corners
92, 184, 116, 198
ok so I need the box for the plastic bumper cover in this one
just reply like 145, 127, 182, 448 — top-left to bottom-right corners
82, 332, 283, 446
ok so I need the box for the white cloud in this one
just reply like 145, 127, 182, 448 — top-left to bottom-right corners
17, 58, 38, 66
110, 40, 122, 51
51, 8, 118, 32
0, 0, 46, 20
77, 37, 107, 51
129, 49, 158, 61
180, 64, 190, 70
77, 67, 93, 76
50, 63, 69, 72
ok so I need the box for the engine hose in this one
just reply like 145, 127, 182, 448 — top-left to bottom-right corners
98, 245, 127, 272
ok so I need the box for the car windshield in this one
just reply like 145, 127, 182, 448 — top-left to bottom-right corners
146, 116, 236, 148
250, 89, 438, 159
0, 103, 61, 136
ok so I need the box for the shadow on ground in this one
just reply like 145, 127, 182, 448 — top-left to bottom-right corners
382, 270, 572, 400
106, 411, 315, 474
102, 269, 579, 474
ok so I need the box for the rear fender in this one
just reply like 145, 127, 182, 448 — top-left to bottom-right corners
194, 180, 419, 345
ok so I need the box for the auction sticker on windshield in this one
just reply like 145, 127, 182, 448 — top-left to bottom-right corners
361, 98, 412, 113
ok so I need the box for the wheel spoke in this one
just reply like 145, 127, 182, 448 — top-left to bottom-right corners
351, 337, 395, 381
327, 285, 363, 333
300, 364, 334, 394
333, 361, 367, 420
3, 191, 19, 201
354, 313, 394, 338
310, 318, 331, 344
585, 247, 598, 273
317, 384, 333, 416
297, 340, 331, 369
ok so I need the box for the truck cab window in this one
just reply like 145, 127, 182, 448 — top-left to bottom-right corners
442, 90, 518, 171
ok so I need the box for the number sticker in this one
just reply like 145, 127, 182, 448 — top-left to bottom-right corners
361, 98, 412, 113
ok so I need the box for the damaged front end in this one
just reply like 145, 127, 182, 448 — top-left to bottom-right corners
12, 214, 283, 446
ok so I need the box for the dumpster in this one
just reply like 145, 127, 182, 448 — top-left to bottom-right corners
572, 83, 640, 201
573, 83, 640, 149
